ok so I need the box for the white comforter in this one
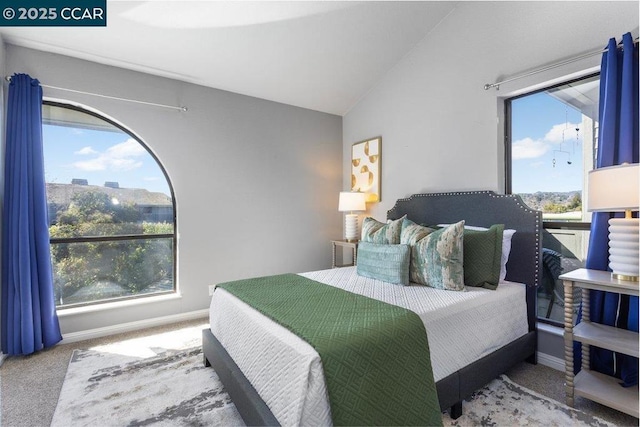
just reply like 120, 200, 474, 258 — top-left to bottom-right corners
209, 267, 528, 426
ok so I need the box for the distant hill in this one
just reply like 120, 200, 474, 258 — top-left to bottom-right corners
516, 191, 581, 212
47, 182, 171, 207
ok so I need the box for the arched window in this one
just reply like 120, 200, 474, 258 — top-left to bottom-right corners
42, 101, 176, 308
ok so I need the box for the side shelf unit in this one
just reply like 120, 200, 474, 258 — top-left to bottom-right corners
560, 268, 639, 418
331, 240, 358, 268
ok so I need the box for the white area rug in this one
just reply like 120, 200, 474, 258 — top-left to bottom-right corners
442, 375, 614, 427
52, 323, 614, 426
51, 324, 243, 426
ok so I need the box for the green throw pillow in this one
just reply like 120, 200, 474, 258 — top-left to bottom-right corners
463, 224, 504, 290
356, 242, 410, 285
361, 215, 405, 244
412, 221, 465, 291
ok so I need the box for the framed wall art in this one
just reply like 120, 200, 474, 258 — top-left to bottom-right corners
351, 136, 381, 202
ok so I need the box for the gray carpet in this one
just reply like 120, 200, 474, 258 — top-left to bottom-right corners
1, 318, 638, 426
505, 362, 638, 426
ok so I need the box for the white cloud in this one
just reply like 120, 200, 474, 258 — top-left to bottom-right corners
513, 122, 583, 161
106, 138, 147, 158
544, 122, 582, 144
512, 137, 549, 160
74, 146, 98, 155
72, 138, 146, 172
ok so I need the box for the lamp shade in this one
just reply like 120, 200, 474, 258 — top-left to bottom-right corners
587, 164, 639, 212
338, 191, 366, 212
587, 163, 640, 281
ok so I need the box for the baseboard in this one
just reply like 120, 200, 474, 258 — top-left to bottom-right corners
60, 309, 209, 344
537, 351, 564, 372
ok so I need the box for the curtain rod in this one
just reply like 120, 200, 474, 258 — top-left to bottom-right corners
484, 37, 639, 90
4, 75, 188, 112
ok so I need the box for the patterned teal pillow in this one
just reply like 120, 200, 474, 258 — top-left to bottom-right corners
361, 215, 405, 244
411, 221, 465, 291
401, 218, 436, 282
356, 242, 410, 285
401, 218, 435, 245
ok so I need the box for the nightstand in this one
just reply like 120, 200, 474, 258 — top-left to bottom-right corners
331, 240, 358, 268
560, 268, 639, 418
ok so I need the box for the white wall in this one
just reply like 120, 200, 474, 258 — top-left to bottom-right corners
344, 1, 638, 221
4, 45, 343, 335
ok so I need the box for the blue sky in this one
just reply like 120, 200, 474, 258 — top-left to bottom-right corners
43, 124, 171, 196
511, 92, 584, 194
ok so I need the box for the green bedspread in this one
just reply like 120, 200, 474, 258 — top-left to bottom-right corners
216, 273, 442, 426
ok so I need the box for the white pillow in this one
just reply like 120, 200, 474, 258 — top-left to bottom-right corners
438, 224, 516, 282
499, 229, 516, 282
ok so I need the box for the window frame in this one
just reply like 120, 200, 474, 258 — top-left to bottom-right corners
503, 72, 599, 327
504, 71, 599, 196
43, 100, 178, 309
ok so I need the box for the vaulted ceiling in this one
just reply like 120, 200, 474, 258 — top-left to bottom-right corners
0, 1, 458, 115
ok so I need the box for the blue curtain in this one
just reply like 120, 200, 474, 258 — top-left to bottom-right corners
1, 73, 62, 356
583, 33, 639, 387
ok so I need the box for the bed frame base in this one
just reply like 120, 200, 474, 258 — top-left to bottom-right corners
202, 329, 280, 426
449, 402, 462, 420
203, 328, 536, 425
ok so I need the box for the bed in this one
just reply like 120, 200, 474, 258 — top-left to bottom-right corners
202, 190, 541, 426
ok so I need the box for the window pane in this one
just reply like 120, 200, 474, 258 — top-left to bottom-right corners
43, 105, 173, 237
508, 74, 599, 325
510, 74, 599, 223
537, 229, 589, 324
51, 238, 174, 307
47, 189, 174, 238
43, 103, 176, 308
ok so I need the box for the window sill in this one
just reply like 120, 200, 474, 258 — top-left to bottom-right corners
57, 292, 182, 317
538, 321, 563, 336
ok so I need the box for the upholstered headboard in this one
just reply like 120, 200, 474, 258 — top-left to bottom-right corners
387, 191, 542, 331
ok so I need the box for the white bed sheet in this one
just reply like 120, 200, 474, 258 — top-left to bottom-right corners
209, 266, 528, 426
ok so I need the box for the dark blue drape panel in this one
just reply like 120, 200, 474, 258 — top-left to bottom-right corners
583, 33, 639, 387
1, 73, 62, 356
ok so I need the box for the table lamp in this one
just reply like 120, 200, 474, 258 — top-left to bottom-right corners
587, 163, 640, 281
338, 191, 366, 242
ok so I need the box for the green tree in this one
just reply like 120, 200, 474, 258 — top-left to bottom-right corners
542, 193, 582, 214
567, 193, 582, 211
543, 202, 564, 213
